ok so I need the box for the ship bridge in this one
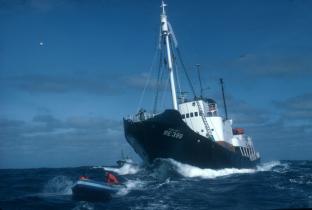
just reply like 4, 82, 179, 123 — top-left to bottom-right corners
178, 98, 232, 143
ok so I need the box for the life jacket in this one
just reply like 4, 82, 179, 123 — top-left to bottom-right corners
107, 173, 119, 184
79, 175, 88, 180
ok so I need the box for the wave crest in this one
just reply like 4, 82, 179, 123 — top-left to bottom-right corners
256, 160, 282, 171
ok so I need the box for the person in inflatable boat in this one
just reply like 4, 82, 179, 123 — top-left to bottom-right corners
106, 172, 119, 184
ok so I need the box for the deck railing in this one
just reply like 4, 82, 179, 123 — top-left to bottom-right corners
125, 112, 156, 122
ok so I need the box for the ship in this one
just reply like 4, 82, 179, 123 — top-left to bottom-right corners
123, 1, 260, 169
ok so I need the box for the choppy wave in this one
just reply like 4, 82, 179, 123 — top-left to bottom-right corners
289, 176, 312, 185
103, 162, 140, 175
116, 179, 146, 196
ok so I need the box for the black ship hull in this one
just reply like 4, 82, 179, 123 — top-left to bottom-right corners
124, 110, 260, 169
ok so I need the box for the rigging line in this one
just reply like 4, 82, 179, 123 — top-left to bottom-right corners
158, 59, 166, 111
136, 46, 159, 113
155, 37, 167, 113
155, 52, 166, 113
160, 76, 170, 110
153, 47, 163, 113
175, 44, 214, 139
174, 60, 182, 100
176, 47, 197, 98
153, 39, 164, 114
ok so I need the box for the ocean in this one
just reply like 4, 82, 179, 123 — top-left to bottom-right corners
0, 159, 311, 210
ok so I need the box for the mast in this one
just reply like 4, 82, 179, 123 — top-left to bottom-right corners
220, 78, 228, 120
160, 1, 178, 110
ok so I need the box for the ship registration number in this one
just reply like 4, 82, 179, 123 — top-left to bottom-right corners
163, 128, 183, 140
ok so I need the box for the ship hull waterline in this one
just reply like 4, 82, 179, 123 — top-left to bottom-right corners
124, 110, 260, 169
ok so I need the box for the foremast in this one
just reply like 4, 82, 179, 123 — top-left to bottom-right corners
160, 1, 178, 110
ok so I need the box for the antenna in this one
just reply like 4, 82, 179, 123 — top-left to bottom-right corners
196, 64, 203, 98
161, 0, 167, 15
220, 78, 228, 120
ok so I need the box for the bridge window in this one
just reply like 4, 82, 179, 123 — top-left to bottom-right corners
190, 113, 194, 117
186, 113, 190, 118
182, 114, 185, 119
195, 112, 198, 117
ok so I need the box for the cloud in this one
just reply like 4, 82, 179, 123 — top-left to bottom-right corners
247, 119, 312, 160
0, 114, 135, 168
0, 0, 127, 14
274, 93, 312, 112
0, 0, 69, 14
0, 118, 25, 128
244, 93, 312, 160
0, 71, 171, 95
29, 0, 64, 11
216, 94, 271, 126
271, 93, 312, 128
0, 73, 123, 95
229, 101, 271, 125
224, 53, 312, 78
26, 114, 122, 137
122, 72, 169, 91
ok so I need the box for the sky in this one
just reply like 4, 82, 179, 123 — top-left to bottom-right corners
0, 0, 311, 169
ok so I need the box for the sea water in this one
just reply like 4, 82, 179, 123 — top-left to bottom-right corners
0, 160, 311, 210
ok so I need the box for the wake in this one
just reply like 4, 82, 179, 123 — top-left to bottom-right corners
166, 159, 282, 179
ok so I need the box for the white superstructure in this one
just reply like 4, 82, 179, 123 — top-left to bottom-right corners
178, 97, 259, 160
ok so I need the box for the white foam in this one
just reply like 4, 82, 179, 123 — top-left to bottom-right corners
155, 178, 171, 189
168, 159, 282, 179
103, 163, 140, 175
133, 202, 169, 210
43, 175, 74, 195
116, 179, 145, 196
72, 201, 94, 210
256, 160, 281, 171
